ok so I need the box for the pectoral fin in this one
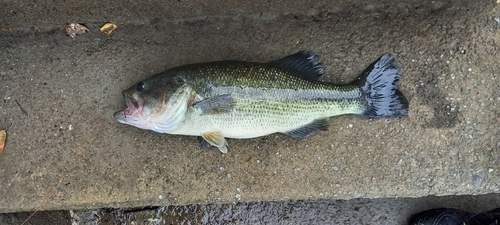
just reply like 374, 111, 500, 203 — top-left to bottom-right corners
285, 118, 329, 140
193, 94, 234, 115
201, 131, 229, 153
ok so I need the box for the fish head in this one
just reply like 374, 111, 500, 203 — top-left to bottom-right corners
114, 79, 163, 130
114, 75, 193, 133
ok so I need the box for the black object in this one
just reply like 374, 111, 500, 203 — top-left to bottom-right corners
409, 208, 500, 225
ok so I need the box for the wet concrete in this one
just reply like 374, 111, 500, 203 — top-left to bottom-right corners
2, 194, 500, 224
0, 210, 69, 225
1, 0, 500, 213
88, 194, 500, 225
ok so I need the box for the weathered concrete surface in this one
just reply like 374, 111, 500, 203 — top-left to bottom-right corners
2, 194, 500, 224
84, 194, 500, 225
0, 0, 499, 213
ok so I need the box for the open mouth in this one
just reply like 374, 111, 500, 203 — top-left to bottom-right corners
122, 91, 144, 116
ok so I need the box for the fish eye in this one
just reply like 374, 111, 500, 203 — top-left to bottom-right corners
136, 81, 145, 91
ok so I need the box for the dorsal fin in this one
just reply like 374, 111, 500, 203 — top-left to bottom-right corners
270, 51, 325, 80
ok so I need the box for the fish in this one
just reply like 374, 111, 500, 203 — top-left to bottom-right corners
114, 51, 408, 153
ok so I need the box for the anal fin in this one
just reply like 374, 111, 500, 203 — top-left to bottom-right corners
201, 131, 229, 153
285, 118, 329, 140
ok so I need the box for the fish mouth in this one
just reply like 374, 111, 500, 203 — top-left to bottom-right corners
121, 90, 144, 117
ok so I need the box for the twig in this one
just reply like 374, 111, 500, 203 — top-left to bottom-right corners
20, 211, 37, 225
15, 99, 28, 116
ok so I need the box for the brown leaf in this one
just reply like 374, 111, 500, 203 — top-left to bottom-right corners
0, 130, 6, 154
65, 23, 89, 39
100, 22, 117, 35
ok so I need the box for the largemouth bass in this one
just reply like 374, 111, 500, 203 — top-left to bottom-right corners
114, 51, 408, 153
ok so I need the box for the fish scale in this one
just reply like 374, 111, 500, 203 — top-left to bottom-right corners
167, 62, 366, 138
175, 62, 333, 91
171, 91, 365, 139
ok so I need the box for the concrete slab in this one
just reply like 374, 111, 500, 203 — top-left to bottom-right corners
0, 0, 499, 213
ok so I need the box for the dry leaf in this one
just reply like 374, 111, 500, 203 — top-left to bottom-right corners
66, 23, 89, 39
100, 22, 117, 35
1, 27, 13, 33
0, 130, 6, 154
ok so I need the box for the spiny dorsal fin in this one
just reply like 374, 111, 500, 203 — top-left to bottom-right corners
284, 118, 329, 140
270, 51, 325, 80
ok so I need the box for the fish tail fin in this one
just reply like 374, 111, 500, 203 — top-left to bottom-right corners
356, 53, 409, 118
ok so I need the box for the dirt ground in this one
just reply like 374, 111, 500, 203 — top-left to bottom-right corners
0, 0, 499, 219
